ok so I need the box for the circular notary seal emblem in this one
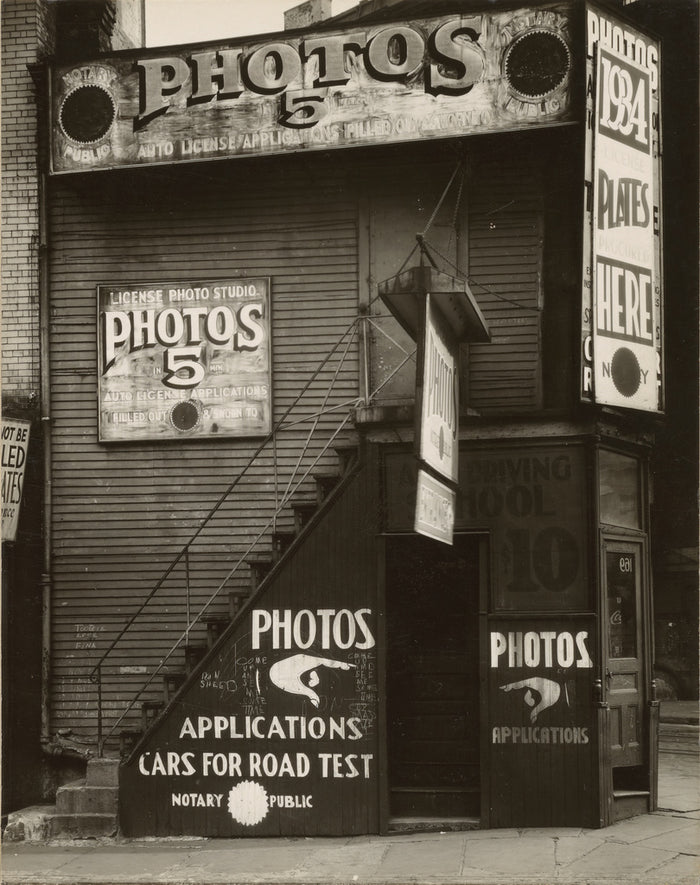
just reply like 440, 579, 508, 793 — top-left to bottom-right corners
227, 781, 269, 826
611, 347, 642, 398
59, 84, 116, 144
169, 399, 202, 433
504, 30, 571, 99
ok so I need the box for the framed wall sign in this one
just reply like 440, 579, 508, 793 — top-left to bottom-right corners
97, 278, 271, 442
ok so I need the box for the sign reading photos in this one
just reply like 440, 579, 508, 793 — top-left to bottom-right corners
50, 5, 576, 174
581, 5, 662, 412
98, 279, 271, 442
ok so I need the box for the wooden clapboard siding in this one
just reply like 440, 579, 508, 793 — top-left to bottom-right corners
48, 160, 360, 742
467, 150, 544, 413
365, 143, 544, 412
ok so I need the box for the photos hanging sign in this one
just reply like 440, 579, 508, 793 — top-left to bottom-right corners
581, 5, 662, 411
416, 294, 459, 484
98, 279, 271, 442
50, 5, 575, 173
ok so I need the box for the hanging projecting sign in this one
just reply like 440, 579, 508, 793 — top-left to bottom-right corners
50, 5, 576, 174
98, 279, 271, 442
1, 419, 30, 542
416, 294, 459, 485
414, 468, 456, 545
581, 5, 662, 411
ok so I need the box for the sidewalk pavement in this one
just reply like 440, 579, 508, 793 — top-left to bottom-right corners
2, 753, 698, 885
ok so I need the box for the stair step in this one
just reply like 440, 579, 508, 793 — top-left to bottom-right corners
290, 494, 318, 533
314, 471, 340, 502
612, 790, 650, 822
185, 643, 207, 673
56, 781, 118, 815
3, 806, 55, 842
272, 532, 295, 562
119, 728, 142, 758
246, 553, 273, 591
47, 813, 117, 839
141, 700, 163, 730
163, 671, 186, 702
203, 616, 230, 647
389, 817, 479, 834
86, 757, 119, 788
228, 589, 250, 619
334, 443, 359, 472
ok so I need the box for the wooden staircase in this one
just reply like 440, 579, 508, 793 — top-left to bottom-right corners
116, 443, 360, 752
15, 443, 361, 841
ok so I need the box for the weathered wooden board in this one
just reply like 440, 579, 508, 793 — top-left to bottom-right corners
120, 459, 380, 837
97, 278, 272, 442
50, 5, 577, 174
486, 615, 598, 827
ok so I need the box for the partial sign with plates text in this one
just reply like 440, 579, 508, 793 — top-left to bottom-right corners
581, 5, 662, 411
1, 419, 31, 542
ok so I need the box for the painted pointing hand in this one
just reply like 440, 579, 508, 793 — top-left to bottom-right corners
269, 654, 355, 708
500, 677, 561, 723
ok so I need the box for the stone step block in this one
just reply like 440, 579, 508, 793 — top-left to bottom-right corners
85, 757, 119, 787
3, 806, 55, 842
56, 782, 118, 815
47, 813, 117, 839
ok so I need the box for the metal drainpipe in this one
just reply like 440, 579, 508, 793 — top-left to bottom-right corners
38, 167, 53, 752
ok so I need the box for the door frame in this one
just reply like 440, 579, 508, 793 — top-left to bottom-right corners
599, 532, 654, 784
377, 531, 489, 832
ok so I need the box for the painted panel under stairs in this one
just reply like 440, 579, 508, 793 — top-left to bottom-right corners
120, 456, 381, 837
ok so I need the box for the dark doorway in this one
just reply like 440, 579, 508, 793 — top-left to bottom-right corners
386, 533, 481, 821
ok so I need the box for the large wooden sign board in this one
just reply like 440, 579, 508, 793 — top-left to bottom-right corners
50, 5, 576, 174
98, 278, 271, 442
580, 4, 663, 412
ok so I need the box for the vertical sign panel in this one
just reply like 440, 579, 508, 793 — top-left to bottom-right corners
583, 6, 662, 411
416, 294, 459, 484
593, 48, 657, 410
98, 279, 271, 441
1, 419, 31, 542
414, 468, 456, 545
488, 617, 597, 826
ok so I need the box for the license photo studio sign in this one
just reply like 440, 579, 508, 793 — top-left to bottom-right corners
50, 5, 576, 173
98, 279, 271, 441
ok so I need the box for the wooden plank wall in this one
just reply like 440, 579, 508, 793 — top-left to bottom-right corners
467, 145, 544, 413
48, 159, 359, 742
365, 140, 544, 412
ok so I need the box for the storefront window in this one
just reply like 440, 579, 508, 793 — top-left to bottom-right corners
599, 451, 640, 529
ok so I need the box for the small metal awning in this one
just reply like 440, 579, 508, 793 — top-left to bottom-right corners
377, 265, 490, 343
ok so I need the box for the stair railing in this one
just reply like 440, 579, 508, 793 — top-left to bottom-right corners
97, 410, 357, 753
90, 317, 362, 754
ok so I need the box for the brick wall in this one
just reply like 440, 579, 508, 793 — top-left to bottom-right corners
1, 0, 54, 406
